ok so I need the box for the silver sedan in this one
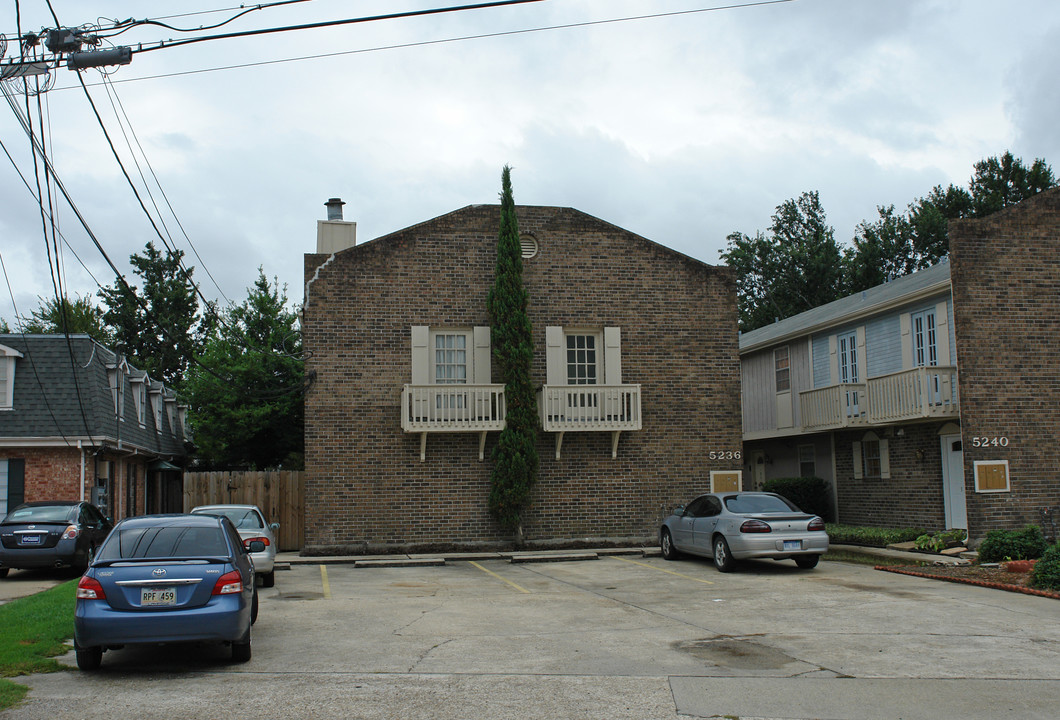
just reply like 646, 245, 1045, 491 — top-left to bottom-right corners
660, 492, 828, 571
190, 504, 279, 587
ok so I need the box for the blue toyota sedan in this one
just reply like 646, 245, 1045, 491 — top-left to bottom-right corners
74, 513, 260, 670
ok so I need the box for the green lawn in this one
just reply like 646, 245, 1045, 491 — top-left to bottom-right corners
0, 579, 77, 711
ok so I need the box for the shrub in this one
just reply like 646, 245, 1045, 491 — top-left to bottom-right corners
1030, 542, 1060, 591
914, 528, 967, 553
762, 476, 833, 521
825, 524, 926, 547
976, 525, 1048, 563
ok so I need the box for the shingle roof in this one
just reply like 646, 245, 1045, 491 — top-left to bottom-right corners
739, 261, 952, 353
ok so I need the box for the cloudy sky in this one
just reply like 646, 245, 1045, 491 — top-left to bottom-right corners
1, 0, 1057, 328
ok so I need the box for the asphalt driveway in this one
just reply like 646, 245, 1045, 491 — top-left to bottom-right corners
5, 554, 1060, 719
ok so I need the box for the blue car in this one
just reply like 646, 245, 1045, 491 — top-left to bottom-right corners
74, 513, 260, 670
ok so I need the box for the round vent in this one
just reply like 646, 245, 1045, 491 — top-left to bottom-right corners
520, 234, 538, 259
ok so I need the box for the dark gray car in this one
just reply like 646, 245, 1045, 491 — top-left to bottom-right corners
0, 501, 112, 576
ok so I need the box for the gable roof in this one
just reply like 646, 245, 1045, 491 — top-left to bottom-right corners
739, 261, 952, 354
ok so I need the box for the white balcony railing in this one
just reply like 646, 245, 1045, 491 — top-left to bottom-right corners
401, 384, 506, 432
800, 366, 958, 431
401, 384, 505, 461
538, 384, 642, 431
537, 384, 642, 459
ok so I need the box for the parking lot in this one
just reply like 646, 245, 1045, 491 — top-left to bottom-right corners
5, 553, 1060, 719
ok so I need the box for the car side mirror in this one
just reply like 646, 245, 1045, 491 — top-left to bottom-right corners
269, 523, 280, 532
673, 505, 685, 516
248, 540, 266, 553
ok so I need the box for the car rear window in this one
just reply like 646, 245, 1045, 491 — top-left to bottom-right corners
724, 494, 800, 514
193, 508, 264, 529
3, 505, 76, 524
97, 525, 230, 560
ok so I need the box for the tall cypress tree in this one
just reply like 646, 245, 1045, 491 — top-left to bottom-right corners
487, 166, 538, 535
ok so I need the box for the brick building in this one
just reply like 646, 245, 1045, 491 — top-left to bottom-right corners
0, 335, 189, 521
739, 187, 1060, 541
301, 202, 742, 553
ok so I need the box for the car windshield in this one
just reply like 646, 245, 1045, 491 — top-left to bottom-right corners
3, 505, 76, 524
193, 508, 263, 530
97, 525, 230, 560
724, 494, 800, 514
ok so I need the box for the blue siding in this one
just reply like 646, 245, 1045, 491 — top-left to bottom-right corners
866, 314, 901, 377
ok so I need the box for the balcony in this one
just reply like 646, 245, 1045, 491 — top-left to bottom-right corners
401, 384, 505, 461
538, 384, 642, 458
800, 366, 959, 431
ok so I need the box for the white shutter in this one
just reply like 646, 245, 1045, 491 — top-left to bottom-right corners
411, 326, 429, 384
828, 335, 838, 385
935, 301, 951, 365
546, 326, 565, 385
900, 314, 912, 370
473, 327, 491, 384
603, 327, 622, 385
855, 326, 867, 385
852, 442, 863, 479
879, 438, 891, 479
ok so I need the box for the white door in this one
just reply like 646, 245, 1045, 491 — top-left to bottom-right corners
940, 434, 967, 530
838, 332, 860, 416
751, 452, 766, 490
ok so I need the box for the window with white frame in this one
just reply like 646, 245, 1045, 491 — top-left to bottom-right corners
0, 344, 22, 410
852, 431, 890, 479
774, 346, 790, 392
433, 332, 469, 385
132, 378, 147, 426
911, 308, 938, 368
837, 330, 860, 417
108, 365, 126, 419
566, 333, 599, 385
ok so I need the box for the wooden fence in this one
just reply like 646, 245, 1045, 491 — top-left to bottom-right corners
183, 471, 305, 551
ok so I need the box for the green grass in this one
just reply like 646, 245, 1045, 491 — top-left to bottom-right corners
0, 579, 77, 711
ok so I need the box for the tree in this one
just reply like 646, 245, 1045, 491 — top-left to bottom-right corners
17, 294, 111, 344
182, 270, 304, 469
968, 151, 1055, 217
843, 205, 933, 292
486, 166, 538, 534
98, 241, 211, 387
0, 318, 8, 333
721, 191, 845, 331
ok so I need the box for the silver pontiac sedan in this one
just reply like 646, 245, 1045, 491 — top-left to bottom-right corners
660, 492, 828, 572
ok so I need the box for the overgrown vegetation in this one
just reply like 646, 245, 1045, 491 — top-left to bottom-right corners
1030, 541, 1060, 591
0, 580, 77, 711
976, 525, 1048, 563
914, 528, 967, 553
762, 476, 833, 521
825, 524, 926, 547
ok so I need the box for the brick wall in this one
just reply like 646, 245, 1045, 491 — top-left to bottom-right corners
833, 424, 947, 530
950, 187, 1060, 540
302, 205, 742, 553
0, 448, 84, 503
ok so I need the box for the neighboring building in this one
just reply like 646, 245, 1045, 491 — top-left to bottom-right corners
0, 334, 190, 521
739, 187, 1060, 541
302, 201, 742, 553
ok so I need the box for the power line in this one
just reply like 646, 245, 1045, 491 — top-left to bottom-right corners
47, 0, 795, 89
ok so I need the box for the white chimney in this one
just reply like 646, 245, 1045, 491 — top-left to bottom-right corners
316, 197, 357, 253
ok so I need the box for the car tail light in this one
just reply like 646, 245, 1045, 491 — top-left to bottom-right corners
740, 519, 772, 533
62, 524, 80, 540
808, 517, 825, 531
77, 576, 106, 600
243, 536, 270, 549
212, 570, 243, 595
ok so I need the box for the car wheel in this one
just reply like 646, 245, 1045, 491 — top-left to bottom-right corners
0, 568, 8, 579
795, 554, 820, 570
712, 536, 737, 573
251, 589, 259, 625
660, 529, 679, 561
75, 644, 103, 671
261, 571, 275, 588
232, 627, 252, 663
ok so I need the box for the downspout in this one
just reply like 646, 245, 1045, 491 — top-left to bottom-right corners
78, 440, 85, 502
